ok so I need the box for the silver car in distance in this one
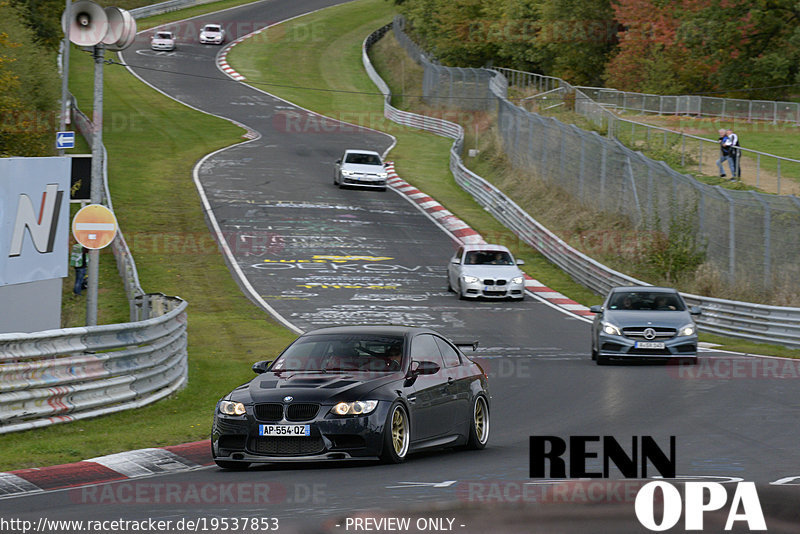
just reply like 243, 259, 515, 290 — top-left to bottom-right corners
447, 244, 526, 300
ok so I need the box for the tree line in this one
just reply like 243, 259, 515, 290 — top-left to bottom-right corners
392, 0, 800, 99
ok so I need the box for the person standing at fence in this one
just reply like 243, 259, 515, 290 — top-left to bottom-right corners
716, 128, 735, 178
70, 242, 88, 296
726, 129, 740, 180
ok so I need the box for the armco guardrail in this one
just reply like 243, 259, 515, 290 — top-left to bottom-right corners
364, 22, 800, 349
0, 295, 187, 434
129, 0, 221, 19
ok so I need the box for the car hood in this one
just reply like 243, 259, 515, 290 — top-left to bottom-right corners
201, 31, 222, 36
602, 310, 693, 329
459, 265, 523, 278
232, 371, 403, 404
152, 38, 174, 43
341, 163, 385, 174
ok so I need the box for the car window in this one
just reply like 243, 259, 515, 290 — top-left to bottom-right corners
204, 25, 221, 32
271, 334, 404, 372
608, 291, 685, 311
345, 153, 381, 165
410, 334, 445, 369
465, 250, 513, 265
155, 32, 173, 39
434, 337, 461, 368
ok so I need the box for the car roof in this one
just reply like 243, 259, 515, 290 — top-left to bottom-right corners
462, 243, 512, 253
301, 325, 440, 338
343, 149, 381, 157
609, 286, 679, 294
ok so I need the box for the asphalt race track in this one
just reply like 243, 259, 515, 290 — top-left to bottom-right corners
3, 1, 800, 532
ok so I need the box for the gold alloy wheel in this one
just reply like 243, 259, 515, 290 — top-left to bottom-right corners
391, 406, 409, 457
474, 396, 489, 444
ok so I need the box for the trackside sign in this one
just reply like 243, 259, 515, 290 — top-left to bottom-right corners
0, 157, 70, 286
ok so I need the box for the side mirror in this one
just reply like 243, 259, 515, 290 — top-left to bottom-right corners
450, 257, 461, 264
589, 305, 603, 314
335, 159, 342, 164
383, 162, 388, 167
690, 306, 702, 316
410, 360, 440, 377
252, 361, 271, 374
515, 259, 525, 265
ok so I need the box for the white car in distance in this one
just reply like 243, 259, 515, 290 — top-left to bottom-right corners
447, 244, 526, 300
199, 24, 225, 44
334, 150, 389, 190
151, 31, 176, 51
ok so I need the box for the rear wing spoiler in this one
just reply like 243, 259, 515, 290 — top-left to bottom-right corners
453, 340, 479, 352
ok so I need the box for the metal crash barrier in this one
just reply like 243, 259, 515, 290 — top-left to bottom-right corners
0, 295, 187, 434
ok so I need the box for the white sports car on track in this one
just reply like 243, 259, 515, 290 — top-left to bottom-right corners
333, 149, 389, 190
199, 24, 225, 44
447, 244, 526, 300
151, 31, 176, 51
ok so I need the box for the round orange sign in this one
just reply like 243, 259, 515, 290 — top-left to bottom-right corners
72, 204, 118, 249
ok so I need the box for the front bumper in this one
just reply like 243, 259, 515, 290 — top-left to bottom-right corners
212, 402, 391, 464
200, 36, 223, 44
596, 333, 697, 360
460, 280, 525, 299
151, 43, 175, 51
340, 174, 387, 188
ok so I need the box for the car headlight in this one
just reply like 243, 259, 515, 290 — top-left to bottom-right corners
341, 170, 355, 176
679, 323, 696, 337
511, 276, 524, 284
219, 400, 246, 416
331, 400, 378, 416
602, 322, 622, 336
462, 275, 479, 284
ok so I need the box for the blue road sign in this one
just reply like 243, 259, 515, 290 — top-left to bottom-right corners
56, 131, 75, 150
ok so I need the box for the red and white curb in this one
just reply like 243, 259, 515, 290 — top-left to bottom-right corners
0, 440, 212, 498
385, 163, 593, 318
217, 41, 247, 81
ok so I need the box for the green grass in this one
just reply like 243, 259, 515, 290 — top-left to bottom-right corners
0, 0, 294, 471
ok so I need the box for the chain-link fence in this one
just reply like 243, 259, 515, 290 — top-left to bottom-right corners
393, 17, 800, 291
495, 67, 800, 195
579, 87, 800, 124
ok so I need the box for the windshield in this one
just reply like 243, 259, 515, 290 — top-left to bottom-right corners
203, 25, 221, 32
345, 153, 382, 165
270, 334, 404, 373
155, 32, 173, 39
608, 291, 686, 311
464, 250, 513, 266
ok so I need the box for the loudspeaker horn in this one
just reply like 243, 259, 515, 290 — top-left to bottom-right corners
103, 7, 137, 50
62, 0, 108, 47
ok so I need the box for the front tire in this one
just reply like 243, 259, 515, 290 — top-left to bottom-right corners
380, 402, 410, 464
466, 395, 490, 450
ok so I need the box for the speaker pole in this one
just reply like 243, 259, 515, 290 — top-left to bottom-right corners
86, 43, 104, 326
58, 0, 71, 156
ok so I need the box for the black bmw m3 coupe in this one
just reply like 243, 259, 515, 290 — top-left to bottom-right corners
212, 325, 490, 468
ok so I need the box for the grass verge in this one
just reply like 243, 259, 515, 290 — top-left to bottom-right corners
0, 0, 294, 471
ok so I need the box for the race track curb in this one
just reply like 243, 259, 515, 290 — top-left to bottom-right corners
0, 440, 213, 498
